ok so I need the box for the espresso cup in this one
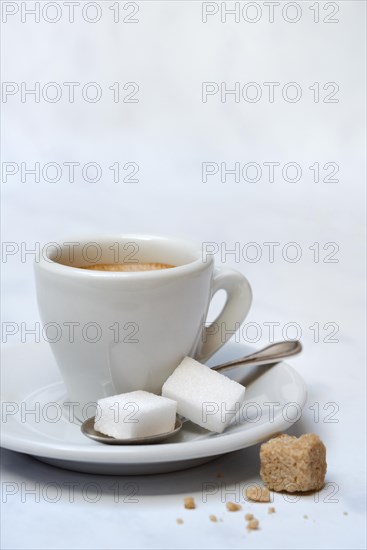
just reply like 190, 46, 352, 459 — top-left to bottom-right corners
34, 235, 252, 420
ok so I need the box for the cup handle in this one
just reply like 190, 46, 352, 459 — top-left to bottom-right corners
195, 268, 252, 363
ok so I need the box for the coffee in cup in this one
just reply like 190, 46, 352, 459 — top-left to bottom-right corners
79, 262, 174, 272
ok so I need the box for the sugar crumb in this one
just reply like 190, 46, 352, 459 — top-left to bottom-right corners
246, 486, 271, 503
245, 513, 254, 521
209, 514, 218, 522
176, 518, 184, 525
303, 515, 308, 519
247, 519, 259, 531
343, 512, 348, 516
226, 502, 242, 512
268, 506, 276, 514
184, 497, 196, 509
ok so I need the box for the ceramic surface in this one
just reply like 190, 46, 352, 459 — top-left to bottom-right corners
0, 342, 307, 475
34, 235, 252, 419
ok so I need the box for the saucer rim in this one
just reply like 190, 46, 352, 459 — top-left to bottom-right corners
0, 343, 307, 465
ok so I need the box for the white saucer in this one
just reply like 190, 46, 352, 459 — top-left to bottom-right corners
0, 342, 307, 475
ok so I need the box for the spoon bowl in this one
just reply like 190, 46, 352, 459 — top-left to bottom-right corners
81, 416, 183, 445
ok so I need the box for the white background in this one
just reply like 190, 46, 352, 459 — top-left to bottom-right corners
1, 1, 366, 549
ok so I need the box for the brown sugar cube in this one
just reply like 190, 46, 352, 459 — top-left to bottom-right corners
226, 502, 242, 512
247, 519, 259, 530
260, 433, 327, 492
184, 497, 196, 509
245, 485, 270, 503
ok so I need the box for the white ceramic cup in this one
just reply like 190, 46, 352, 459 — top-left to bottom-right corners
34, 235, 252, 420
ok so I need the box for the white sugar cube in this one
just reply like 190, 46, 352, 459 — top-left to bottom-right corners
94, 390, 177, 439
162, 357, 246, 433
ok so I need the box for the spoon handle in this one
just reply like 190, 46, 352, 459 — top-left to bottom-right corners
211, 340, 302, 373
